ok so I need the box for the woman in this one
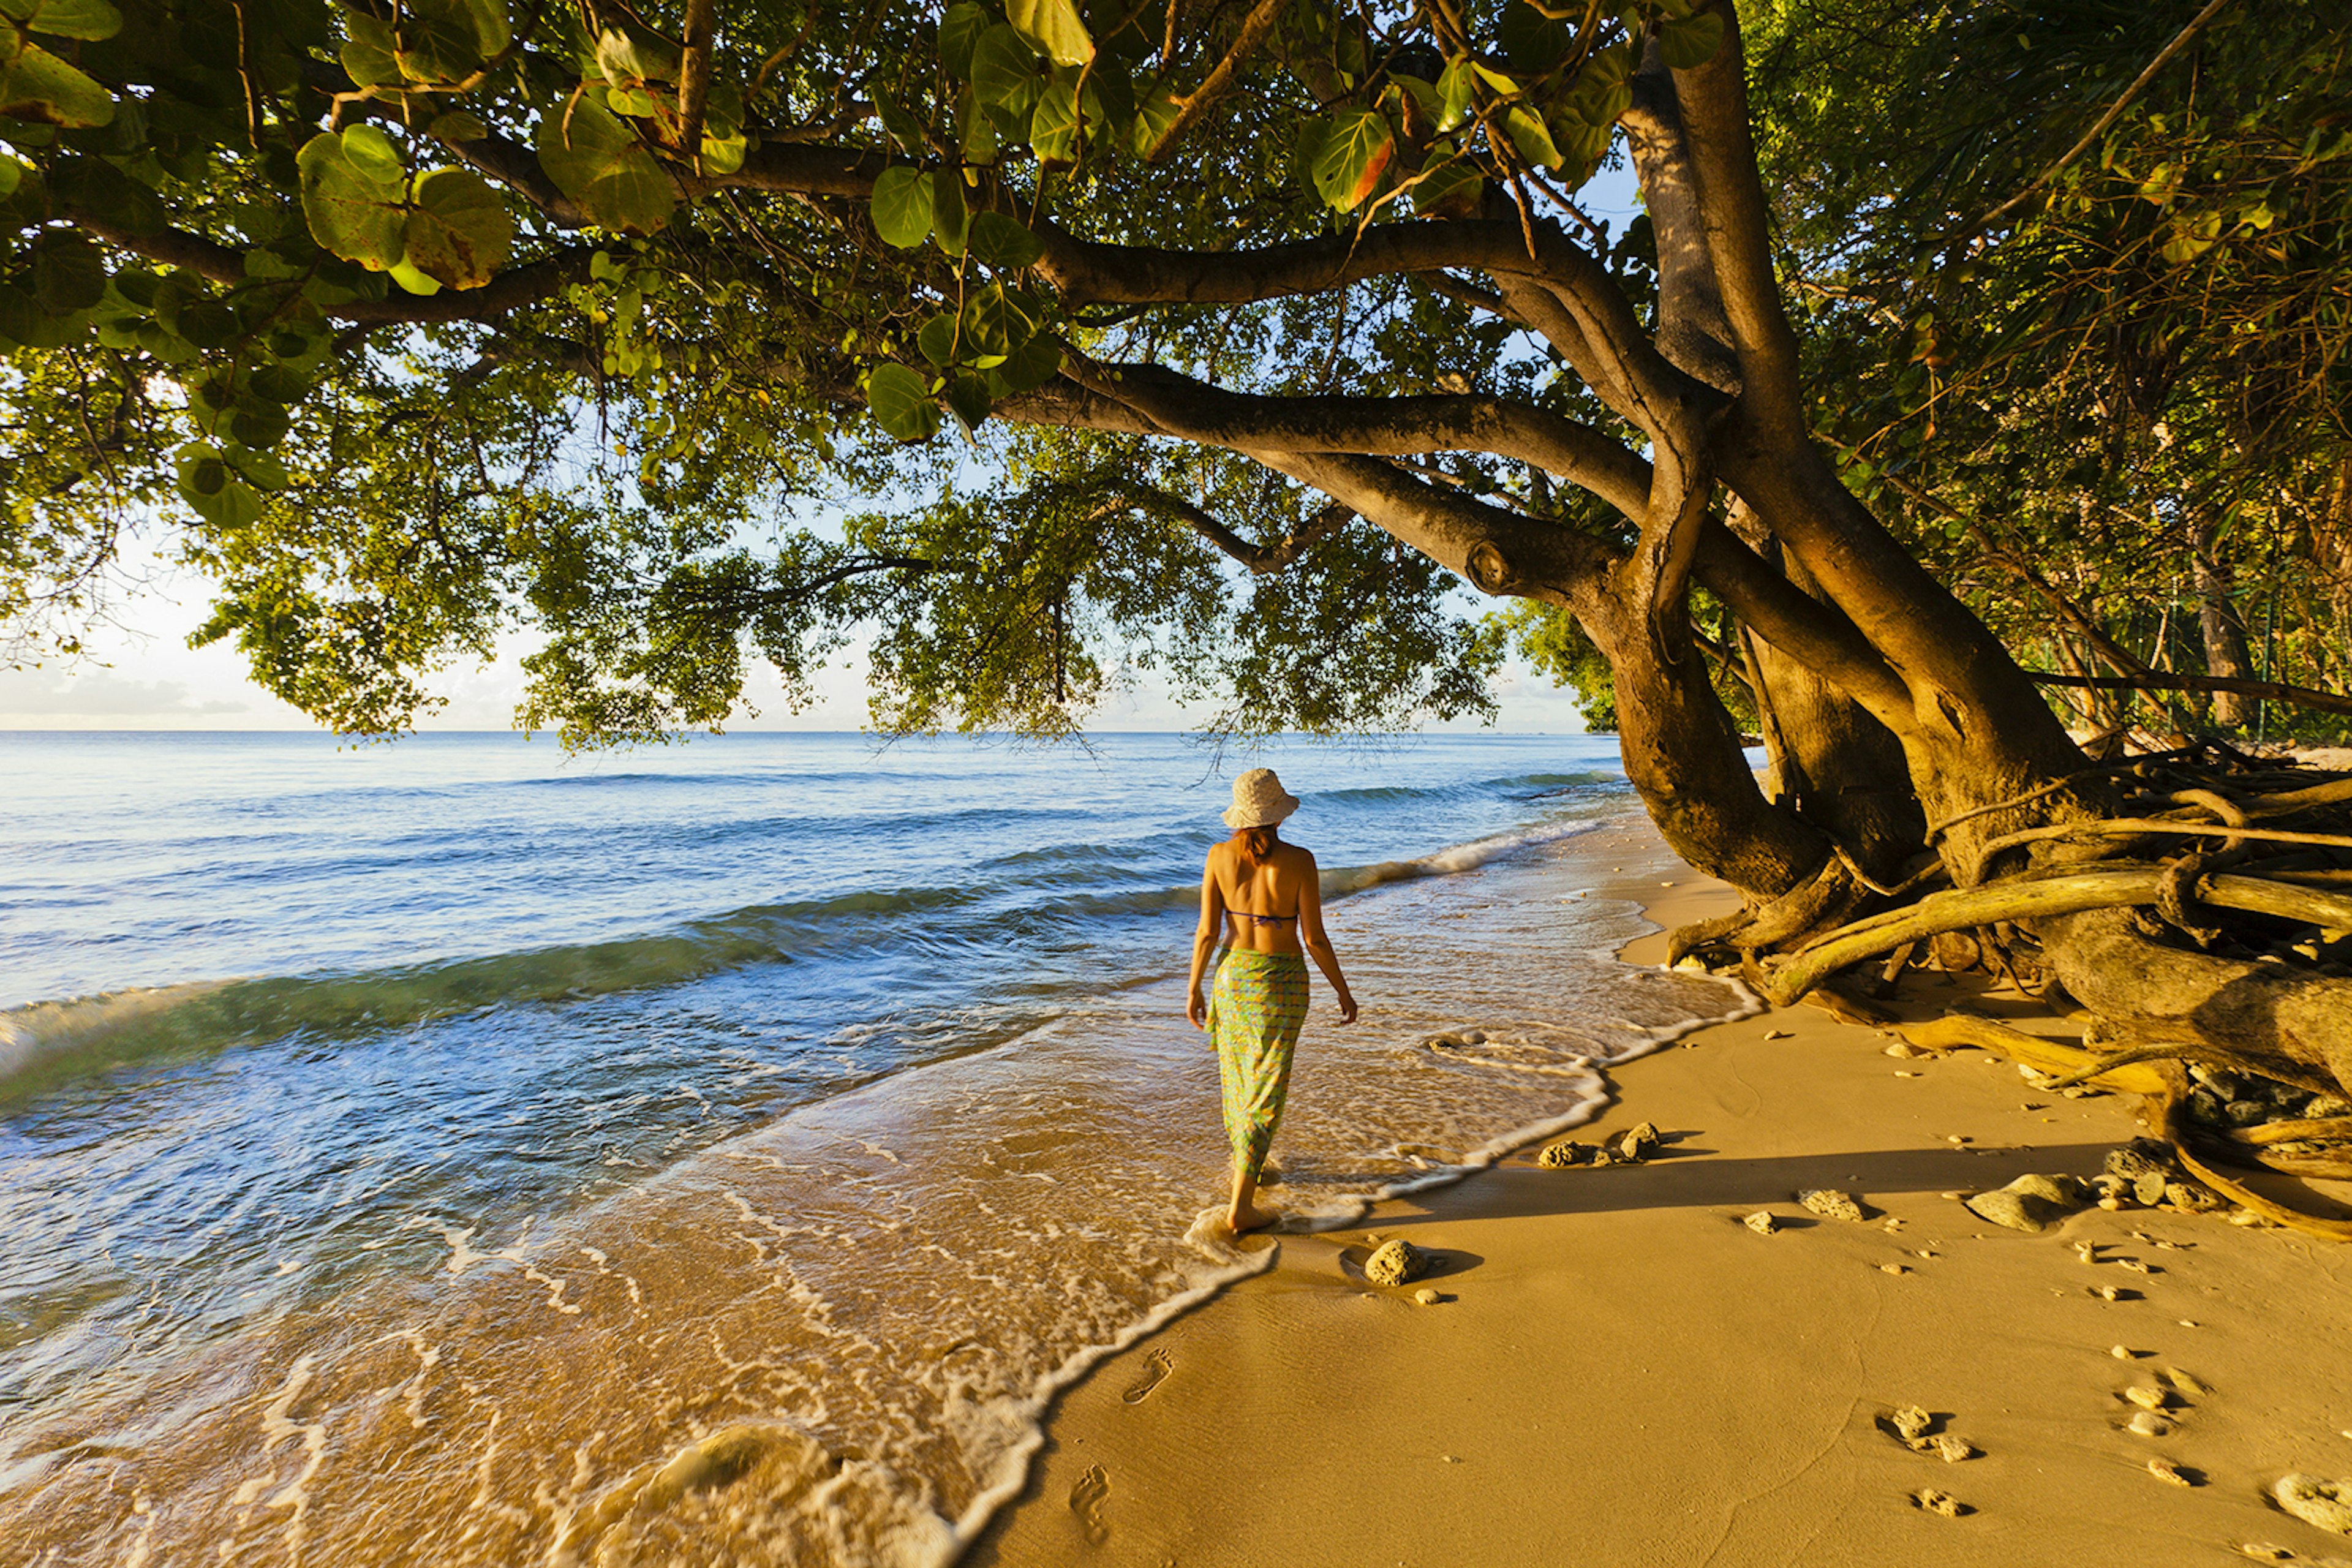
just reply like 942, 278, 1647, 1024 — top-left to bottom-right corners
1187, 767, 1358, 1234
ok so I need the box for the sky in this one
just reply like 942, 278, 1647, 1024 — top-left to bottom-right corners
0, 167, 1644, 739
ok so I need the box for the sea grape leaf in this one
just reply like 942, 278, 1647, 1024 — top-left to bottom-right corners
1434, 58, 1474, 130
297, 125, 409, 271
537, 96, 674, 235
396, 0, 511, 83
1506, 104, 1562, 170
985, 328, 1061, 394
917, 310, 959, 366
1657, 9, 1725, 70
945, 371, 991, 436
30, 231, 104, 312
339, 8, 400, 86
1028, 75, 1080, 166
1311, 110, 1393, 211
932, 168, 970, 255
971, 24, 1042, 115
387, 255, 442, 295
1006, 0, 1091, 67
403, 166, 513, 288
593, 23, 677, 83
174, 442, 263, 527
0, 156, 18, 198
865, 362, 940, 441
876, 96, 926, 155
869, 165, 935, 249
967, 210, 1044, 270
1131, 80, 1178, 157
698, 130, 747, 175
0, 40, 116, 127
940, 1, 989, 79
1413, 156, 1484, 219
1, 0, 123, 41
1497, 1, 1567, 74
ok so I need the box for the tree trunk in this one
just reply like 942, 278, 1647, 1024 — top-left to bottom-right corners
2192, 511, 2258, 729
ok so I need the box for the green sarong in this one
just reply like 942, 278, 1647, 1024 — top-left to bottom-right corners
1208, 947, 1310, 1181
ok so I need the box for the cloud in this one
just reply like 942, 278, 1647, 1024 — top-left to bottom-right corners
0, 669, 249, 719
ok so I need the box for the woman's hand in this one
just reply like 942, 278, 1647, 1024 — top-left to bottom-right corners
1333, 992, 1359, 1025
1186, 989, 1208, 1030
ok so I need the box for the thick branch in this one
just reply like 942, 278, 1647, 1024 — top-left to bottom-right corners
2032, 669, 2352, 720
1090, 477, 1352, 573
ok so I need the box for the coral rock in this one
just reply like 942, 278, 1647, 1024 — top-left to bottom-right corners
1363, 1240, 1431, 1288
1618, 1121, 1662, 1161
2123, 1385, 2169, 1411
1912, 1487, 1967, 1518
1964, 1172, 2090, 1234
2274, 1474, 2352, 1535
1888, 1406, 1935, 1442
1537, 1140, 1592, 1169
1413, 1287, 1441, 1306
2126, 1411, 2173, 1438
1798, 1189, 1866, 1223
2148, 1458, 2196, 1487
1743, 1211, 1779, 1235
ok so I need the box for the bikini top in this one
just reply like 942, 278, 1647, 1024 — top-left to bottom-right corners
1232, 908, 1297, 925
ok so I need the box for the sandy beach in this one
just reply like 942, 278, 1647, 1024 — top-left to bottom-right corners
971, 837, 2352, 1567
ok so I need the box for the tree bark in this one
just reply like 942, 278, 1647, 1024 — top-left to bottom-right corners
2192, 510, 2258, 728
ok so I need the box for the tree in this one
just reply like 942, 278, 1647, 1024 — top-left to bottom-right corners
7, 0, 2352, 1223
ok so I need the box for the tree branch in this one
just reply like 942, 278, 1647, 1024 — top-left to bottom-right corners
1144, 0, 1287, 163
2031, 670, 2352, 718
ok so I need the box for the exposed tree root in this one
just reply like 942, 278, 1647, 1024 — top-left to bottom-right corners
1894, 1014, 2166, 1093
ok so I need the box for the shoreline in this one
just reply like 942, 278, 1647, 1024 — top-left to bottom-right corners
967, 851, 2352, 1566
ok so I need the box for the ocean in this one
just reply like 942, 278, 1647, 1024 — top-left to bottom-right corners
0, 731, 1749, 1564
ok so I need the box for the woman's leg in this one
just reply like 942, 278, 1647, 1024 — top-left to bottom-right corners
1226, 1161, 1272, 1234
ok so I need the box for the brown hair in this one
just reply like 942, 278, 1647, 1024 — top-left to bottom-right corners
1234, 824, 1280, 867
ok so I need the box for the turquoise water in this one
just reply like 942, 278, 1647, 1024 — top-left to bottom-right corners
0, 731, 1747, 1564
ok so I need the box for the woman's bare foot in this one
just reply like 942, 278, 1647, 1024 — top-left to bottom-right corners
1226, 1202, 1276, 1234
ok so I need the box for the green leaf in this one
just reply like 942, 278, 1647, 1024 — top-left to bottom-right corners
1131, 80, 1179, 157
940, 1, 989, 79
865, 362, 940, 442
1412, 157, 1484, 220
968, 210, 1044, 270
1006, 0, 1092, 68
869, 165, 935, 249
1470, 63, 1518, 97
339, 9, 400, 88
537, 96, 674, 236
1028, 75, 1080, 166
1434, 58, 1475, 131
0, 156, 18, 199
403, 166, 513, 288
388, 255, 442, 295
1506, 105, 1562, 171
945, 370, 992, 435
698, 130, 747, 175
876, 96, 927, 155
396, 0, 511, 84
231, 404, 292, 450
298, 126, 409, 271
3, 0, 122, 42
918, 310, 959, 366
593, 23, 677, 83
174, 443, 263, 527
1498, 2, 1567, 74
1311, 110, 1394, 211
971, 24, 1042, 114
0, 40, 116, 127
428, 109, 488, 142
932, 168, 970, 255
985, 328, 1062, 394
31, 232, 104, 312
1657, 9, 1725, 70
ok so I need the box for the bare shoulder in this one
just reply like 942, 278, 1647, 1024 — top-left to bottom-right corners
1275, 842, 1318, 870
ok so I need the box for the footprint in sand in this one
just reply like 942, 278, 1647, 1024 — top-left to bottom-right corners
1070, 1464, 1111, 1545
1122, 1349, 1172, 1405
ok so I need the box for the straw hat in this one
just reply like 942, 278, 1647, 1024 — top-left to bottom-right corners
1223, 767, 1301, 829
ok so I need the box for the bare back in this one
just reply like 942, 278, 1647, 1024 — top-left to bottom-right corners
1202, 839, 1324, 955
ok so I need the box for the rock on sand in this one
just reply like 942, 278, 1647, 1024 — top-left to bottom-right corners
2273, 1474, 2352, 1534
1964, 1172, 2092, 1233
1364, 1240, 1432, 1288
1798, 1189, 1866, 1223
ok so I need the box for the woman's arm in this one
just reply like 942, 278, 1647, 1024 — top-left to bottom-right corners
1295, 855, 1358, 1024
1186, 854, 1224, 1030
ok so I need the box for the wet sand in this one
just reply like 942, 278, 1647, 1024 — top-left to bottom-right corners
970, 846, 2352, 1567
